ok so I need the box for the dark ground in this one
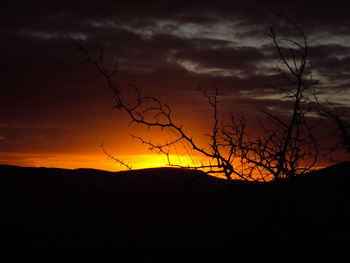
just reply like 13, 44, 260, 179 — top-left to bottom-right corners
0, 162, 349, 253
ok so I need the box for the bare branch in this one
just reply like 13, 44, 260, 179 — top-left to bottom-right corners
99, 143, 132, 170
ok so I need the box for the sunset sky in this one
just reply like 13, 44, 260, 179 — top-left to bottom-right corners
1, 0, 350, 171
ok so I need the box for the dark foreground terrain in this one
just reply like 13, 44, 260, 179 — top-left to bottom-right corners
0, 162, 349, 251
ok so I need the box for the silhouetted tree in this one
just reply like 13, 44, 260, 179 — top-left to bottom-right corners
238, 14, 319, 181
72, 15, 321, 181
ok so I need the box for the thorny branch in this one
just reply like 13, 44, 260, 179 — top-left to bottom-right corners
71, 14, 322, 181
70, 37, 238, 179
99, 142, 132, 170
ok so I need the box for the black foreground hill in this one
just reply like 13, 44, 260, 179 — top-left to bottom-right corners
0, 162, 349, 249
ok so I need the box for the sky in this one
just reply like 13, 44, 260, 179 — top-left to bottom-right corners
1, 0, 350, 172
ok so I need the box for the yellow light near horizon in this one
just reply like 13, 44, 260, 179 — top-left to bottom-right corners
111, 153, 204, 170
0, 152, 206, 172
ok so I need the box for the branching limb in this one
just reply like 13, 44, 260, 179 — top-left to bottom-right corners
99, 143, 132, 170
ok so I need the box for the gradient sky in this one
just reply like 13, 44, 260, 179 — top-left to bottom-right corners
1, 0, 350, 171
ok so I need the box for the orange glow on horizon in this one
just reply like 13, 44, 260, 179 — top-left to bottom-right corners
0, 151, 207, 172
1, 152, 328, 181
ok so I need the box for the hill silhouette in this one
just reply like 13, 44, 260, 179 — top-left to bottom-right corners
0, 163, 349, 250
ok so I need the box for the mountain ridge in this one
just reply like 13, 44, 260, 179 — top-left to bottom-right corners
0, 161, 349, 248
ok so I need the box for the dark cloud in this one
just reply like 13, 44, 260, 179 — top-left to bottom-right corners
174, 46, 268, 72
315, 56, 350, 80
310, 44, 350, 59
172, 15, 218, 25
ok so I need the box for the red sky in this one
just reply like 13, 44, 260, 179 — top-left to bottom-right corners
1, 0, 350, 172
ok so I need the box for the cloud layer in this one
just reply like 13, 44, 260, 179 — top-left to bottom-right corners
1, 0, 350, 167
